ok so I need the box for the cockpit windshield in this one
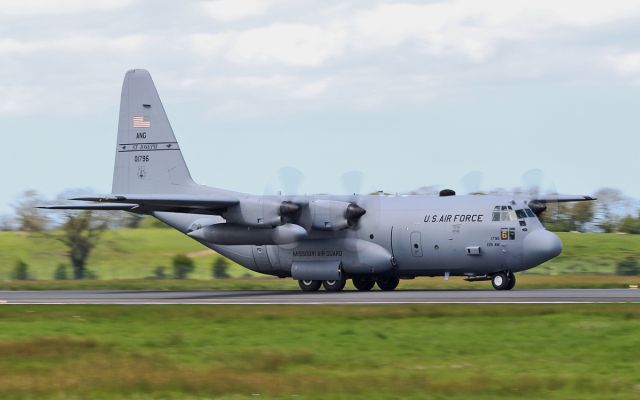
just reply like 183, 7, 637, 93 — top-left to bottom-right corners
492, 206, 537, 221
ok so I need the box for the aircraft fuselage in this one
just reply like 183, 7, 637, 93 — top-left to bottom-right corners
155, 193, 562, 280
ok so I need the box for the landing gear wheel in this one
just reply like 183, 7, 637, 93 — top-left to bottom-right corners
298, 280, 322, 292
323, 279, 346, 292
376, 276, 400, 291
491, 272, 510, 291
352, 277, 376, 291
506, 272, 516, 290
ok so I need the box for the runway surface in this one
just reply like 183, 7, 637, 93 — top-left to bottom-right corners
0, 289, 639, 304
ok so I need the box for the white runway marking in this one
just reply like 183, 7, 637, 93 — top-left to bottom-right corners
0, 289, 639, 305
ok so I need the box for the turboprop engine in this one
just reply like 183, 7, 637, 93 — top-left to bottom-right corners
310, 200, 366, 231
222, 198, 300, 227
188, 223, 307, 245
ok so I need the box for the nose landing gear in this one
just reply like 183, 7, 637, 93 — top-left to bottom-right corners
491, 272, 516, 291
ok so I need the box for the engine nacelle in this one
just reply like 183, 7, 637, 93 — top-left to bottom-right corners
223, 198, 284, 227
188, 223, 308, 245
310, 200, 366, 231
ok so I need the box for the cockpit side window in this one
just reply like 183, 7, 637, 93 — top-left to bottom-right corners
492, 206, 501, 222
525, 208, 536, 218
515, 209, 527, 219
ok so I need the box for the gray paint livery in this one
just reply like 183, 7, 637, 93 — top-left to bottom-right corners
42, 70, 594, 292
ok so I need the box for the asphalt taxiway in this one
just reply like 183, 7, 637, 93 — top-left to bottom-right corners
0, 289, 639, 304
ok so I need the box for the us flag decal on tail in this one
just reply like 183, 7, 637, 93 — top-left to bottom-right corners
132, 115, 150, 128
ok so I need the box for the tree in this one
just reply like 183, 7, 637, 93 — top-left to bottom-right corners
53, 264, 69, 280
212, 257, 231, 279
56, 211, 109, 279
616, 257, 640, 275
566, 201, 595, 232
153, 266, 167, 279
12, 190, 49, 232
172, 254, 195, 279
0, 215, 15, 231
11, 260, 30, 280
540, 203, 575, 232
593, 188, 625, 232
619, 214, 640, 234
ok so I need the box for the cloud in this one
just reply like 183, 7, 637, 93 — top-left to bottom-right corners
191, 23, 348, 67
228, 23, 348, 67
608, 51, 640, 74
201, 0, 273, 22
0, 0, 134, 16
2, 0, 640, 119
0, 85, 44, 115
352, 0, 640, 61
0, 35, 150, 55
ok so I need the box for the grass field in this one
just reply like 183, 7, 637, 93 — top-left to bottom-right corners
0, 229, 639, 281
0, 304, 638, 399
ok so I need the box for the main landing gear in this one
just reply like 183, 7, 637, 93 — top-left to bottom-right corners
297, 278, 347, 292
491, 272, 516, 291
297, 276, 401, 292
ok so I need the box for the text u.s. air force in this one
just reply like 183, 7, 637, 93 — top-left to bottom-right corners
424, 214, 485, 223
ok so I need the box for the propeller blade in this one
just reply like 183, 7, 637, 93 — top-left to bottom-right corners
341, 170, 365, 195
460, 171, 484, 194
278, 167, 305, 196
522, 169, 544, 196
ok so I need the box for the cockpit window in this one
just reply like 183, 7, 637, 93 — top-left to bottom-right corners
525, 208, 536, 218
491, 206, 533, 222
492, 207, 501, 221
493, 205, 518, 221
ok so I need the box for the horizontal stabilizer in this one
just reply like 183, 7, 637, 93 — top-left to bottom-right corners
37, 203, 139, 211
68, 194, 240, 215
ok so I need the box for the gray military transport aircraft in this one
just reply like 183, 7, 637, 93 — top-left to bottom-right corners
41, 69, 595, 292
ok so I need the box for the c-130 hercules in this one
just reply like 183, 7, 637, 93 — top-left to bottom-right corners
42, 70, 595, 292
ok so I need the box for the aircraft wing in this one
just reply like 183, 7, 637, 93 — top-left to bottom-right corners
41, 194, 240, 215
529, 195, 596, 203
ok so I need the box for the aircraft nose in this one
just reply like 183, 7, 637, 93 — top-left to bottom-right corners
524, 229, 562, 266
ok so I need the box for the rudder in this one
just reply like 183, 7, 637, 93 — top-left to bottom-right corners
112, 69, 196, 194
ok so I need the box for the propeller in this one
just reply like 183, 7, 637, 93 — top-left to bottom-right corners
340, 170, 365, 195
522, 168, 544, 196
278, 166, 305, 196
460, 171, 484, 195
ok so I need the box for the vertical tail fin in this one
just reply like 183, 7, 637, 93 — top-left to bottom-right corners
112, 69, 196, 194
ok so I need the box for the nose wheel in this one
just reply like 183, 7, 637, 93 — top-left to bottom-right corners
492, 272, 516, 291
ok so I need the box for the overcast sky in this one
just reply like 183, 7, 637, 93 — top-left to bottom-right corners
1, 0, 639, 213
